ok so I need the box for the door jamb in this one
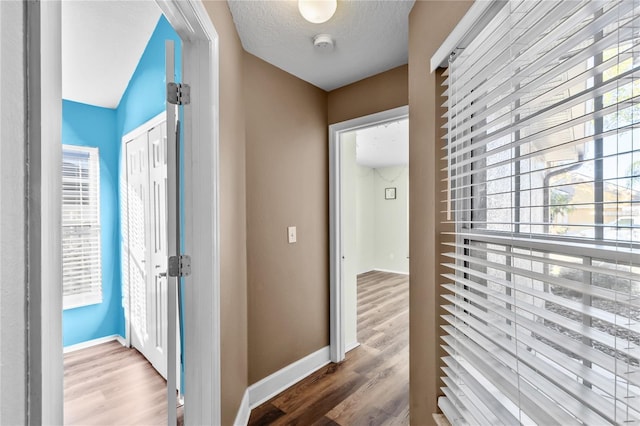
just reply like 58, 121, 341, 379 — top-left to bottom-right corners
328, 105, 409, 363
31, 1, 221, 424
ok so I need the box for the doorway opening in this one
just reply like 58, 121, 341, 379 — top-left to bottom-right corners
329, 105, 409, 363
339, 118, 409, 352
32, 1, 221, 424
60, 3, 183, 423
328, 106, 410, 421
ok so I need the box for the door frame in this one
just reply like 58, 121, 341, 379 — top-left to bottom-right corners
29, 1, 221, 424
328, 105, 409, 363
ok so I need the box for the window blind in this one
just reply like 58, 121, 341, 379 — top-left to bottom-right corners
62, 145, 102, 309
440, 1, 640, 424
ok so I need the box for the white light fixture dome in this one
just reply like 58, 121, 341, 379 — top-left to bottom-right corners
298, 0, 337, 24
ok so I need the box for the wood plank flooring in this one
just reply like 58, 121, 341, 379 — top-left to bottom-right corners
248, 270, 409, 426
64, 340, 183, 425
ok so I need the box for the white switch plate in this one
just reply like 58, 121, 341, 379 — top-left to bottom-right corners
287, 226, 297, 243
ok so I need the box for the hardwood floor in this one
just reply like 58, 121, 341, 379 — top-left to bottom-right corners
248, 270, 409, 426
64, 271, 408, 425
64, 340, 183, 425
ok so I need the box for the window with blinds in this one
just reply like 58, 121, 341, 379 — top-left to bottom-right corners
62, 145, 102, 310
440, 1, 640, 424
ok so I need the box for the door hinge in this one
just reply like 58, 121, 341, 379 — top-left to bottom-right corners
168, 255, 191, 277
167, 82, 191, 105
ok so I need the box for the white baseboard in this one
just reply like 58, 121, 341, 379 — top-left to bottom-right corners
233, 389, 250, 426
63, 334, 126, 354
116, 335, 127, 347
346, 341, 360, 352
248, 346, 331, 409
374, 268, 409, 276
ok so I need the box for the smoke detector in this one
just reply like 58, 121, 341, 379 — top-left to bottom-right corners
313, 34, 334, 52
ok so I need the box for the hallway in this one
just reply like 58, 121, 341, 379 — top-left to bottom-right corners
248, 271, 409, 425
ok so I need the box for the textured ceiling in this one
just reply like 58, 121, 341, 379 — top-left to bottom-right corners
62, 1, 162, 108
355, 118, 408, 169
227, 0, 414, 91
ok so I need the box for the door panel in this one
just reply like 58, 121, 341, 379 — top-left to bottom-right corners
126, 123, 169, 379
127, 133, 150, 351
148, 123, 169, 378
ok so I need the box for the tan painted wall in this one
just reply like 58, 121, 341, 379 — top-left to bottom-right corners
183, 2, 467, 423
244, 53, 330, 384
328, 64, 408, 124
201, 2, 248, 424
408, 1, 472, 425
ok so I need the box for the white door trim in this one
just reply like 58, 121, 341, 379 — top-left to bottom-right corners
328, 105, 409, 363
31, 1, 221, 424
154, 2, 222, 424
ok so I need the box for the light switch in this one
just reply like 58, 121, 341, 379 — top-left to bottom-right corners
288, 226, 297, 244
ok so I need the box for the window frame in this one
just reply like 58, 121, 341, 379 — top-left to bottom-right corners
61, 144, 102, 310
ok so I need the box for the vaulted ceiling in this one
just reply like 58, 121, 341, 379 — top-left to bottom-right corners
62, 1, 161, 108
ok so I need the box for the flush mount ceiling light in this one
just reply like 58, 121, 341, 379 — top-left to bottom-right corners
298, 0, 337, 24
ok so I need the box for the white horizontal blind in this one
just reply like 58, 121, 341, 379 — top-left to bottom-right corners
62, 145, 102, 309
441, 1, 640, 424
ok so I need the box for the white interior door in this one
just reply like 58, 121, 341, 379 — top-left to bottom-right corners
126, 123, 169, 379
126, 133, 151, 356
148, 122, 169, 379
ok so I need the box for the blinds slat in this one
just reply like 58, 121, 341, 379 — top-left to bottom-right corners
448, 0, 627, 128
442, 367, 508, 425
442, 338, 583, 425
448, 1, 591, 106
442, 323, 634, 424
442, 241, 640, 282
446, 230, 640, 265
438, 385, 470, 426
448, 19, 640, 137
449, 62, 640, 155
441, 277, 640, 364
441, 294, 640, 388
442, 310, 640, 404
443, 253, 638, 309
440, 377, 495, 426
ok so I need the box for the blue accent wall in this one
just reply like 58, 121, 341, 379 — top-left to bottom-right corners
62, 16, 181, 347
62, 100, 123, 346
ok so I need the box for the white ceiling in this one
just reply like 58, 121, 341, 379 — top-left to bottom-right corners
62, 0, 161, 109
355, 118, 408, 169
227, 0, 415, 91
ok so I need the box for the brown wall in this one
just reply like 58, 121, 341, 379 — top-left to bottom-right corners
244, 53, 330, 384
408, 1, 472, 425
327, 64, 408, 124
201, 2, 248, 424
